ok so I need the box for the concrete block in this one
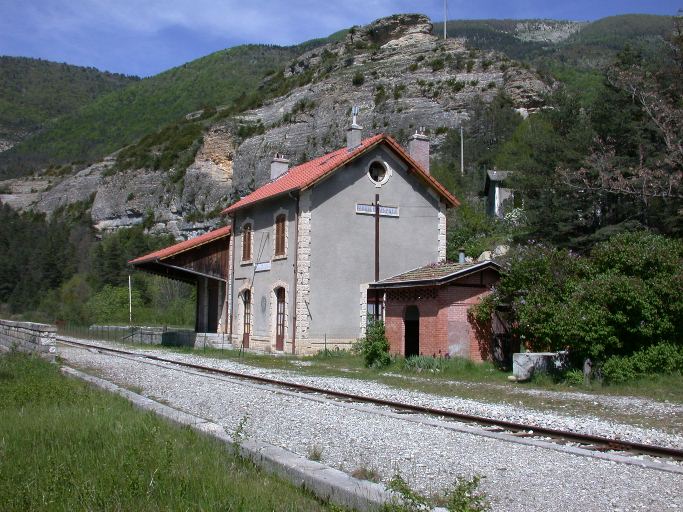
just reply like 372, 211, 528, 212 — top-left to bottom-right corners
512, 352, 567, 381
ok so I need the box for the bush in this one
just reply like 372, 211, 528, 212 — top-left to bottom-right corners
602, 343, 683, 383
478, 231, 683, 364
357, 321, 390, 368
352, 71, 365, 86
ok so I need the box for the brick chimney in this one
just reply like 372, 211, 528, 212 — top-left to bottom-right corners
270, 153, 289, 180
347, 105, 363, 150
408, 128, 430, 174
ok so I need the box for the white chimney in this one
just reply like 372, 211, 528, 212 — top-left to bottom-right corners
458, 249, 466, 264
408, 128, 430, 174
270, 153, 289, 180
347, 105, 363, 150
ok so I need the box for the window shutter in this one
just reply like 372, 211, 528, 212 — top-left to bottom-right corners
275, 215, 285, 256
242, 224, 252, 261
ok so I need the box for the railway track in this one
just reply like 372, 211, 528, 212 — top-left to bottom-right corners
58, 338, 683, 463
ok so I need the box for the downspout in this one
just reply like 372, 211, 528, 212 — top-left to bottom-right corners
228, 215, 236, 339
291, 192, 300, 354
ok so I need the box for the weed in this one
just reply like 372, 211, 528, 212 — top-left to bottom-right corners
351, 465, 380, 482
307, 444, 323, 461
441, 475, 490, 512
385, 473, 429, 511
232, 413, 250, 453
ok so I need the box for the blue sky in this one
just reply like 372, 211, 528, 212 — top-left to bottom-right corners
1, 1, 679, 77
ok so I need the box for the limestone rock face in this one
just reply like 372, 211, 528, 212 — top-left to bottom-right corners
182, 125, 235, 214
230, 14, 550, 193
5, 14, 552, 241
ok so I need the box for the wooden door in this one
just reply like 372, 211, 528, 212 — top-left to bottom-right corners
242, 290, 251, 348
275, 288, 285, 351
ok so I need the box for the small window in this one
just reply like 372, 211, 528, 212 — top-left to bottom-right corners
368, 161, 387, 183
242, 223, 252, 261
367, 289, 384, 324
275, 214, 286, 257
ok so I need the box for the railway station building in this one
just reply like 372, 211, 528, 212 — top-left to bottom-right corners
131, 123, 500, 358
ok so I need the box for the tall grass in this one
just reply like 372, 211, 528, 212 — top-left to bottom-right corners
0, 352, 337, 511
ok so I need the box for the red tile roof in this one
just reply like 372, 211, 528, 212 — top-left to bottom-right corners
128, 226, 231, 265
370, 260, 501, 288
223, 134, 459, 214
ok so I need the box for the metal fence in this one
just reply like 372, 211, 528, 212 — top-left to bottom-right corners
57, 322, 198, 348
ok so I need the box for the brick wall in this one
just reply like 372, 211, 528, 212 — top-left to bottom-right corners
384, 269, 498, 361
0, 319, 57, 361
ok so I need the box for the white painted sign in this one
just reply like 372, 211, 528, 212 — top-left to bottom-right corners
254, 261, 271, 272
355, 203, 399, 217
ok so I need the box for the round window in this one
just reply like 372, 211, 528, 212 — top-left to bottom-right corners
368, 161, 387, 183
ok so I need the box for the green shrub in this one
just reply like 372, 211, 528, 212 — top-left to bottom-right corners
430, 58, 445, 72
357, 321, 390, 368
443, 475, 491, 512
352, 71, 365, 86
603, 343, 683, 383
562, 369, 585, 386
601, 356, 637, 384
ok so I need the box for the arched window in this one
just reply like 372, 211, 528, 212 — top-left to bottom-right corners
242, 223, 252, 261
274, 214, 286, 257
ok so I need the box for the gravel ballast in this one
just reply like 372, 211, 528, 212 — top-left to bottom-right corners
58, 340, 682, 512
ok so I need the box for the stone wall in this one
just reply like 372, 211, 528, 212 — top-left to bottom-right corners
0, 319, 57, 361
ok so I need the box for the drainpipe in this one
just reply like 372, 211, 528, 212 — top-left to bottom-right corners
291, 192, 300, 354
228, 216, 236, 339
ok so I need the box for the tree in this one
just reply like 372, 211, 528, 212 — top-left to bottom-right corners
558, 28, 683, 235
476, 231, 683, 364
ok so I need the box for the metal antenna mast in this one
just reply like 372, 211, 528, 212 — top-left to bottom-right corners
443, 0, 448, 40
460, 124, 464, 175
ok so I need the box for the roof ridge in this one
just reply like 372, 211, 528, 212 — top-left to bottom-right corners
223, 133, 458, 215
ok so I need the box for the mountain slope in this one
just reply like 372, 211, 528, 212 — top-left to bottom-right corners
0, 37, 344, 179
434, 14, 674, 68
0, 57, 137, 152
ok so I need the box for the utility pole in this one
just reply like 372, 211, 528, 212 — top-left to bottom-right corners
443, 0, 448, 40
128, 274, 132, 325
374, 194, 380, 321
460, 125, 464, 175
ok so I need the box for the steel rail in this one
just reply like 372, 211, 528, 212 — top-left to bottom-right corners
58, 338, 683, 461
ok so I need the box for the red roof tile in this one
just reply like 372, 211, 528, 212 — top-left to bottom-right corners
223, 134, 459, 214
371, 260, 500, 288
128, 226, 231, 265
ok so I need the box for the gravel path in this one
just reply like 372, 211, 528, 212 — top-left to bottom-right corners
58, 341, 683, 512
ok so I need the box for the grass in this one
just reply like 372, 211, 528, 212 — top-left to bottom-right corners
0, 352, 342, 511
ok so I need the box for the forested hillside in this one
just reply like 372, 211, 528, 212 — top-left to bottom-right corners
0, 34, 346, 179
0, 57, 137, 151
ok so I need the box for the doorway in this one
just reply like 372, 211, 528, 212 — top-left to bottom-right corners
242, 289, 251, 348
404, 305, 420, 357
275, 287, 285, 351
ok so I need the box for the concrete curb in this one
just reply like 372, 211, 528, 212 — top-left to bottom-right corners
60, 366, 433, 512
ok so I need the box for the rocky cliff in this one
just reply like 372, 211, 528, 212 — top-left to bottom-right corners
0, 14, 551, 239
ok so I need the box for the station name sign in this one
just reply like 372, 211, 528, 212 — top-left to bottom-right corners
355, 203, 399, 217
254, 261, 271, 272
